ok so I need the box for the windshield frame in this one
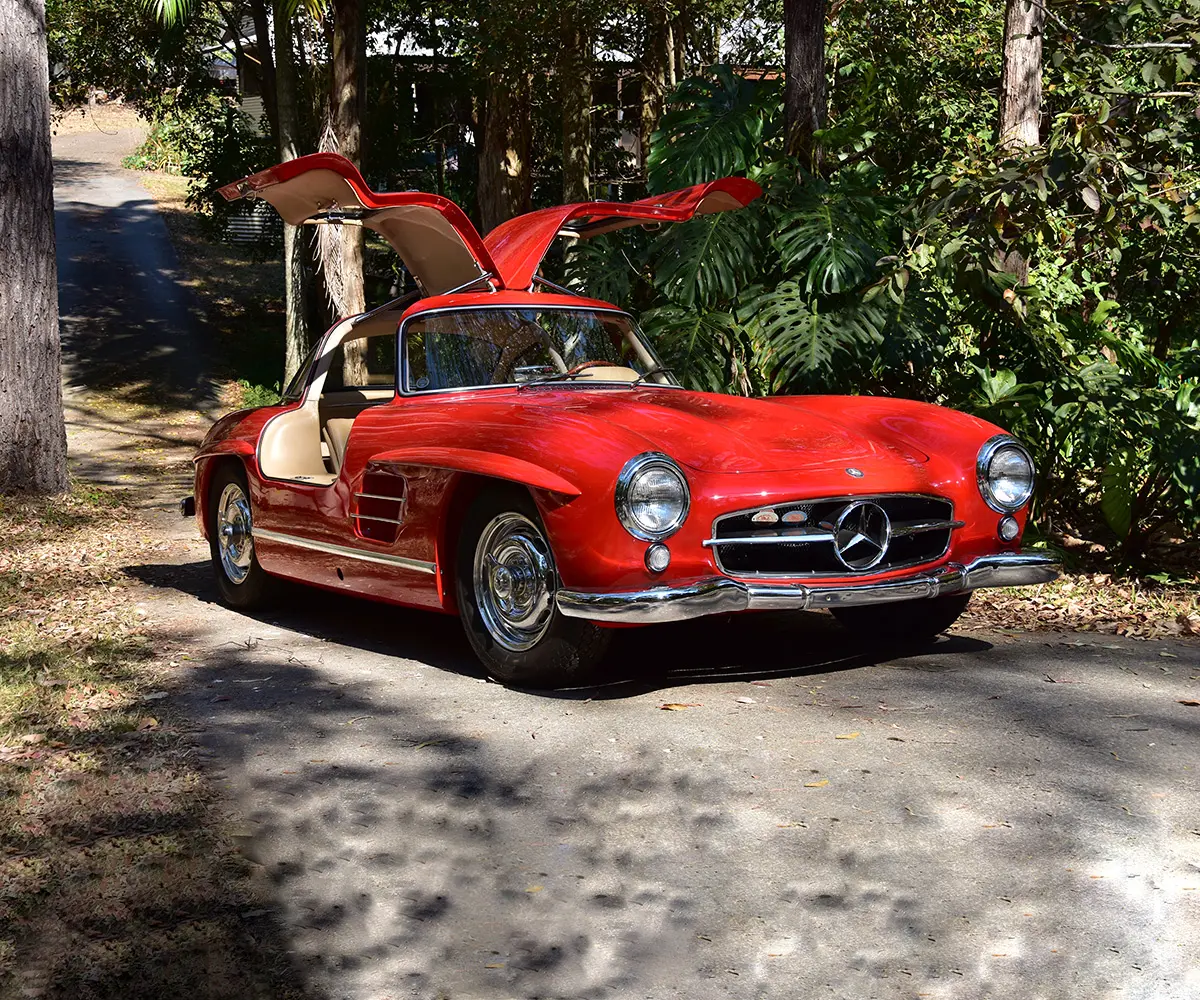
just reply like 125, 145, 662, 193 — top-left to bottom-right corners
396, 303, 679, 397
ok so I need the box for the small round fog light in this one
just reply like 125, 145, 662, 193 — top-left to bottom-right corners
645, 543, 671, 574
998, 515, 1020, 542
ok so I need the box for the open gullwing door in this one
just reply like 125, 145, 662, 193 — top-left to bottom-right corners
482, 177, 763, 292
218, 153, 499, 296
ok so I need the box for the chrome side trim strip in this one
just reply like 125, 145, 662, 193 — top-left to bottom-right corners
556, 553, 1060, 624
252, 528, 436, 575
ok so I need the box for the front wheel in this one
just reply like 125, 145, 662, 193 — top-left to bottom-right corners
208, 463, 274, 609
830, 593, 971, 643
456, 488, 609, 687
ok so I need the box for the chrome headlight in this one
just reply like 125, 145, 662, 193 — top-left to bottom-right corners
977, 435, 1035, 512
615, 453, 690, 541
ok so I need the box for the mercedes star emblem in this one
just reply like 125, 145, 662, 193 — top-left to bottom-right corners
832, 500, 891, 570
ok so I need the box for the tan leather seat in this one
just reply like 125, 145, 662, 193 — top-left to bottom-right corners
321, 418, 355, 474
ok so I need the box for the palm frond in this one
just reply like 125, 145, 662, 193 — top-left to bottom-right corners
146, 0, 195, 26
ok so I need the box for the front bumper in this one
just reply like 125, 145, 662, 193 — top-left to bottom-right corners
556, 553, 1060, 625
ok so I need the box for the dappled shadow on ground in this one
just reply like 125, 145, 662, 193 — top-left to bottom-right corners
159, 616, 1200, 999
125, 558, 989, 694
0, 635, 312, 1000
54, 172, 218, 412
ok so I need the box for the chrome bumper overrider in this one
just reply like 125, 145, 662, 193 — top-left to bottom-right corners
555, 553, 1060, 625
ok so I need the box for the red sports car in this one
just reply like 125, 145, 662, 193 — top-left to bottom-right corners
186, 153, 1059, 687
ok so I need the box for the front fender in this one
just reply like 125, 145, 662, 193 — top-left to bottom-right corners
368, 446, 580, 497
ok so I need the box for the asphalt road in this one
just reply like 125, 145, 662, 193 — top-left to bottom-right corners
53, 128, 216, 416
133, 524, 1200, 1000
53, 125, 1200, 1000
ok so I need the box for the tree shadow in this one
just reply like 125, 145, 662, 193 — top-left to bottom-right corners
125, 558, 992, 696
54, 179, 219, 412
160, 619, 1200, 999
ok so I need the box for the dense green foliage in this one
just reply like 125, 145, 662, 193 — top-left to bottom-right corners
563, 1, 1200, 566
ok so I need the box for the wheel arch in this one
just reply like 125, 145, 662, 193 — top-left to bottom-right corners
195, 450, 253, 540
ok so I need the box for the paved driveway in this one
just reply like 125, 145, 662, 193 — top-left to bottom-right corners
132, 531, 1200, 1000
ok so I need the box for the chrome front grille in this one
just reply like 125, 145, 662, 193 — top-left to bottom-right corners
706, 494, 960, 578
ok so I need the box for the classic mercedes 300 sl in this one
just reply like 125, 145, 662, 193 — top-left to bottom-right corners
185, 152, 1059, 686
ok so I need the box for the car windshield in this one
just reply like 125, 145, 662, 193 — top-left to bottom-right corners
403, 307, 675, 392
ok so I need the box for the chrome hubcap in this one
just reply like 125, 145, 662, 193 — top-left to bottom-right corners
216, 482, 254, 585
473, 512, 556, 652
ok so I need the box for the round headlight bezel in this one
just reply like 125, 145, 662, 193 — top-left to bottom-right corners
976, 435, 1035, 513
615, 452, 690, 541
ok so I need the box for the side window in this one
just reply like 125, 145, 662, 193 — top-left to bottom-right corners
324, 333, 397, 391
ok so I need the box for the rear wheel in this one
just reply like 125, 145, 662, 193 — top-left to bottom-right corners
456, 487, 609, 687
830, 593, 971, 643
208, 463, 274, 609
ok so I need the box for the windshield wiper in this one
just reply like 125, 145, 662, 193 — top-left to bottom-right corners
630, 366, 675, 388
515, 371, 591, 391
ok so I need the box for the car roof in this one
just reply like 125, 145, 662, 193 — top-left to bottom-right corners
398, 290, 627, 322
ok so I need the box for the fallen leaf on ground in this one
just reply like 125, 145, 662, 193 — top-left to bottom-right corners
735, 696, 756, 704
1178, 700, 1200, 707
660, 703, 701, 711
137, 717, 158, 730
141, 691, 169, 701
20, 734, 46, 744
804, 779, 829, 788
777, 821, 808, 828
835, 732, 861, 740
525, 885, 543, 893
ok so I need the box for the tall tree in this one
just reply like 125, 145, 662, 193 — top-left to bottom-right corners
0, 0, 69, 493
478, 67, 534, 231
274, 0, 313, 384
560, 3, 593, 203
996, 0, 1046, 288
783, 0, 827, 171
997, 0, 1045, 149
639, 2, 671, 177
320, 0, 369, 381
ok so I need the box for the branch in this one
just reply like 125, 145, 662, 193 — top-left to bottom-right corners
1029, 0, 1195, 51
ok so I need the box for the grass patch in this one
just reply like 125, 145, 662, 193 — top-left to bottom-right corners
0, 485, 303, 998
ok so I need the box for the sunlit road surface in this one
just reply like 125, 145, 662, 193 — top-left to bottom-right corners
135, 535, 1200, 1000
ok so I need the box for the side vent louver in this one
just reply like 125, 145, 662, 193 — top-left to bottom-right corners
352, 468, 407, 543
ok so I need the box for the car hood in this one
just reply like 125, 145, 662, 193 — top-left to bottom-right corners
526, 389, 931, 475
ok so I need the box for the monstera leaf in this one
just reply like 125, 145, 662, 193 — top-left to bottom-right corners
772, 182, 891, 295
1101, 447, 1137, 540
651, 209, 761, 310
647, 67, 772, 191
562, 233, 641, 305
640, 306, 749, 394
743, 281, 887, 386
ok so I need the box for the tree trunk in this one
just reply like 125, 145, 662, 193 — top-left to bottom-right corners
994, 0, 1046, 303
0, 0, 68, 493
246, 0, 279, 143
326, 0, 367, 383
784, 0, 827, 172
997, 0, 1045, 149
478, 68, 533, 232
273, 0, 312, 386
560, 8, 592, 203
639, 4, 670, 177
